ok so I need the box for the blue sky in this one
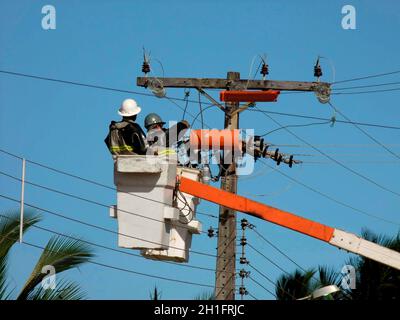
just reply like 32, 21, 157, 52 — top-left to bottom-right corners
0, 0, 399, 299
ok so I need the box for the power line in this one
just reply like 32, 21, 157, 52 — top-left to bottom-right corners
328, 101, 400, 161
0, 193, 216, 258
259, 159, 400, 226
256, 107, 400, 199
332, 87, 400, 95
303, 160, 400, 165
0, 70, 206, 127
2, 69, 400, 133
247, 109, 400, 130
248, 243, 290, 276
246, 290, 259, 300
270, 143, 400, 149
260, 120, 332, 137
11, 237, 216, 289
0, 211, 215, 273
333, 81, 400, 91
247, 263, 298, 300
0, 169, 212, 237
248, 246, 316, 300
0, 148, 218, 220
250, 228, 307, 273
331, 69, 400, 85
248, 276, 276, 299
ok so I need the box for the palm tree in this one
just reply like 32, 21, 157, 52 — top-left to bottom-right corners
274, 229, 400, 300
346, 229, 400, 300
0, 209, 94, 300
194, 291, 215, 300
275, 266, 342, 300
149, 285, 162, 300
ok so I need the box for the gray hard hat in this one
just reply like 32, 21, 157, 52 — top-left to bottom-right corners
144, 113, 165, 129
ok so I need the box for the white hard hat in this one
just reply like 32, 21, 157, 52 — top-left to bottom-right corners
118, 99, 141, 117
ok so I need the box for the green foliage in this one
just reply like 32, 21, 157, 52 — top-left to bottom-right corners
0, 209, 94, 300
194, 291, 215, 300
274, 229, 400, 300
150, 285, 162, 300
346, 229, 400, 300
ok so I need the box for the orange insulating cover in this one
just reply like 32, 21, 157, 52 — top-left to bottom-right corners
178, 176, 335, 242
190, 129, 242, 152
220, 90, 280, 102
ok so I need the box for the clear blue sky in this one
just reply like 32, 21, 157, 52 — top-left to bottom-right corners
0, 0, 399, 299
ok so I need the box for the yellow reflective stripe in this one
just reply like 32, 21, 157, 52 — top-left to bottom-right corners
110, 145, 133, 152
158, 148, 176, 155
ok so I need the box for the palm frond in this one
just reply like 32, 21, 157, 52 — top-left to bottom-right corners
316, 265, 342, 288
275, 268, 315, 300
149, 285, 162, 300
17, 235, 94, 300
27, 279, 86, 300
0, 209, 42, 258
0, 256, 9, 300
194, 291, 215, 300
0, 209, 41, 299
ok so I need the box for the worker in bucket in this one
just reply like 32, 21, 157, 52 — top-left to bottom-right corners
104, 98, 148, 155
144, 113, 190, 157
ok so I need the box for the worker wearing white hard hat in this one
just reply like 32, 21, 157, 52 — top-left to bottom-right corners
104, 99, 148, 155
118, 98, 142, 117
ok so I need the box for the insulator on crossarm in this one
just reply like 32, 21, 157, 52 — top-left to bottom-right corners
240, 236, 247, 246
207, 226, 215, 238
314, 57, 323, 79
260, 63, 269, 78
142, 61, 150, 74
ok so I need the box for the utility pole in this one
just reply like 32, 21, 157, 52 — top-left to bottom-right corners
214, 71, 240, 300
137, 72, 330, 300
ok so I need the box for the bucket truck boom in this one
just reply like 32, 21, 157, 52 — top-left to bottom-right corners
177, 176, 400, 270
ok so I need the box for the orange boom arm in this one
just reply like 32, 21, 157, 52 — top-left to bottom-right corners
177, 176, 400, 270
178, 176, 334, 242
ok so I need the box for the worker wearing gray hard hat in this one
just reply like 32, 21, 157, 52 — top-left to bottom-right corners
144, 113, 190, 156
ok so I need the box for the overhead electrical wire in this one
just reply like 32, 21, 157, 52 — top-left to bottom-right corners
332, 87, 400, 95
331, 69, 400, 85
2, 69, 400, 132
333, 81, 400, 91
259, 159, 400, 226
248, 276, 276, 299
0, 169, 214, 238
247, 109, 400, 131
250, 228, 307, 273
0, 211, 215, 272
247, 263, 297, 300
0, 70, 205, 128
9, 237, 216, 289
256, 107, 400, 199
270, 143, 400, 149
259, 120, 332, 137
328, 101, 400, 160
0, 193, 215, 258
0, 148, 218, 220
248, 245, 320, 299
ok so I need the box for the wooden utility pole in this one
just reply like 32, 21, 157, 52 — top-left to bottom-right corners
214, 71, 240, 300
137, 73, 330, 300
